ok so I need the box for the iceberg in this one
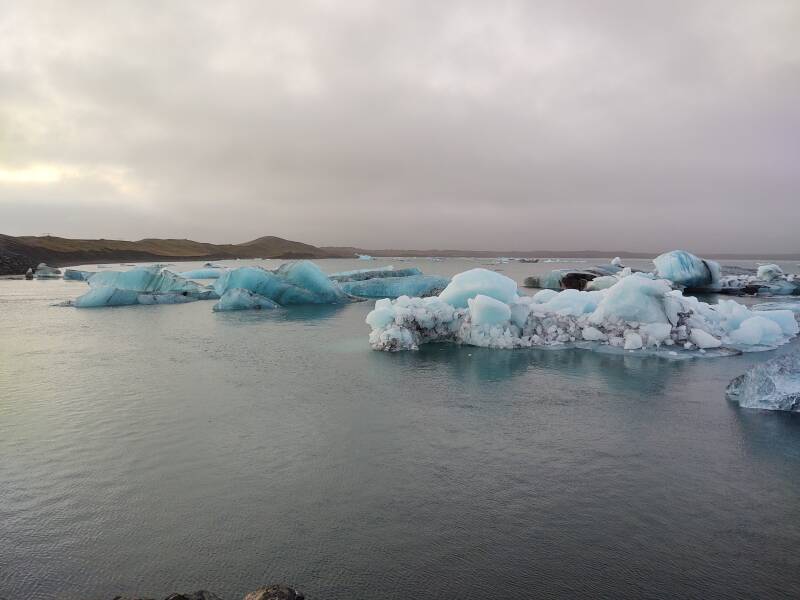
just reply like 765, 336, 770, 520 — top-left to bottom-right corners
35, 263, 62, 279
726, 352, 800, 412
214, 261, 350, 305
653, 250, 720, 289
757, 264, 784, 281
366, 268, 799, 353
753, 301, 800, 313
72, 266, 214, 307
329, 266, 422, 282
438, 268, 518, 307
339, 274, 449, 299
213, 288, 280, 311
63, 269, 94, 281
179, 268, 224, 279
525, 263, 623, 291
87, 266, 205, 295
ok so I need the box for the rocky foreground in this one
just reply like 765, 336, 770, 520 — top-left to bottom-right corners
113, 584, 303, 600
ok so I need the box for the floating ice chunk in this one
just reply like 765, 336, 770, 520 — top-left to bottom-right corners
624, 331, 643, 350
689, 328, 722, 349
641, 323, 672, 346
590, 275, 672, 324
365, 298, 396, 329
532, 289, 558, 303
611, 256, 623, 267
653, 250, 720, 288
753, 301, 800, 313
339, 275, 449, 299
468, 295, 511, 327
330, 266, 421, 282
137, 293, 197, 305
756, 310, 799, 336
213, 288, 280, 311
585, 275, 619, 291
543, 289, 600, 316
73, 287, 141, 307
582, 326, 607, 341
63, 269, 93, 281
357, 254, 374, 260
438, 268, 518, 308
728, 316, 784, 347
215, 261, 350, 305
726, 352, 800, 411
757, 264, 783, 281
35, 263, 62, 279
180, 268, 224, 279
88, 266, 203, 295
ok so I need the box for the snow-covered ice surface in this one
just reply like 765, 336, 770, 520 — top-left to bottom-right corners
726, 352, 800, 411
213, 288, 280, 311
339, 274, 449, 299
367, 268, 799, 354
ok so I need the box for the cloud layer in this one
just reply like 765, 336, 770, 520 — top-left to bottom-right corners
1, 0, 798, 253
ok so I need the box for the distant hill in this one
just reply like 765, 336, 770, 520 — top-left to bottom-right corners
2, 234, 798, 276
0, 234, 344, 275
322, 246, 800, 261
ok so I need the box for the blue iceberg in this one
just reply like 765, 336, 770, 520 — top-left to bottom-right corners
214, 261, 351, 305
213, 288, 281, 311
63, 269, 94, 281
72, 266, 214, 307
653, 250, 720, 289
339, 274, 449, 299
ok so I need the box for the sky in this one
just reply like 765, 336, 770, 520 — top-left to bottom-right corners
1, 0, 798, 253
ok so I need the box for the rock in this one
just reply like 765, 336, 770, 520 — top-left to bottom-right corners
165, 592, 224, 600
243, 585, 305, 600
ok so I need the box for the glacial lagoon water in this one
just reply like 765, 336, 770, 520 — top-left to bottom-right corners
2, 258, 800, 600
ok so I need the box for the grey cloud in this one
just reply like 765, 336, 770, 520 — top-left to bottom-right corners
1, 0, 798, 253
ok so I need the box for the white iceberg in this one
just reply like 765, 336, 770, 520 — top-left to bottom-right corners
726, 352, 800, 411
213, 288, 280, 311
339, 274, 449, 299
757, 264, 784, 281
438, 268, 518, 308
214, 261, 350, 305
366, 268, 799, 353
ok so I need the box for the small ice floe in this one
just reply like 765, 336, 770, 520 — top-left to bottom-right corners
726, 352, 800, 412
213, 288, 280, 311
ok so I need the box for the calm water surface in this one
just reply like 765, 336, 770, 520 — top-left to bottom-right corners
2, 258, 800, 599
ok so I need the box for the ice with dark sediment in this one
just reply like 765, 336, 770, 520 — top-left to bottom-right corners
726, 352, 800, 411
329, 266, 422, 282
213, 288, 280, 311
340, 274, 449, 299
366, 268, 799, 353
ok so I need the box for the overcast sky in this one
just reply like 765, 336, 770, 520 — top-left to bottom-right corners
1, 1, 798, 253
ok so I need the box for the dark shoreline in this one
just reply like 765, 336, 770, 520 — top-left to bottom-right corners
3, 233, 799, 277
